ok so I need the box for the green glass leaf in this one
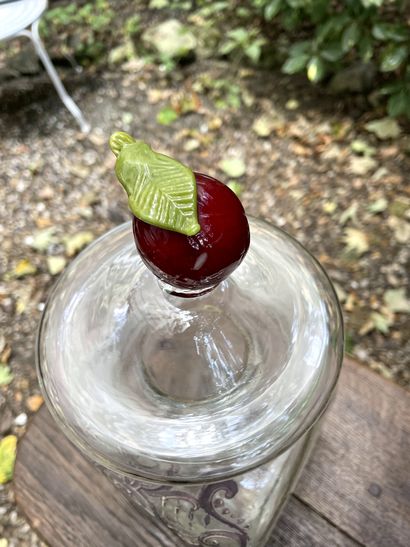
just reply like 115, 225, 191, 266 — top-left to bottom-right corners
380, 45, 408, 72
111, 133, 200, 236
109, 131, 136, 158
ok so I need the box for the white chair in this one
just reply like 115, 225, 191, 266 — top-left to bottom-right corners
0, 0, 90, 132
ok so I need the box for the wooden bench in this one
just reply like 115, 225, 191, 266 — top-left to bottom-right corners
14, 358, 410, 546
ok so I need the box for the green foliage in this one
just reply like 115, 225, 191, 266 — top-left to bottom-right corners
219, 27, 266, 63
379, 66, 410, 117
188, 0, 408, 118
193, 75, 243, 110
42, 0, 115, 62
124, 15, 141, 37
39, 0, 409, 119
244, 0, 410, 119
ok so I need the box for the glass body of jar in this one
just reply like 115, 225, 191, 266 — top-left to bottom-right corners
37, 218, 343, 546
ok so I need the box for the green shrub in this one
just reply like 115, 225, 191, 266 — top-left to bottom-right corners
40, 0, 410, 118
41, 0, 116, 63
190, 0, 409, 117
249, 0, 410, 118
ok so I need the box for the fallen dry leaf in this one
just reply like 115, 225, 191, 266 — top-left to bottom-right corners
208, 117, 223, 130
343, 228, 369, 256
359, 310, 394, 336
25, 228, 58, 253
387, 217, 410, 243
333, 283, 347, 303
365, 117, 401, 140
350, 139, 376, 157
349, 156, 377, 175
344, 292, 357, 312
183, 138, 200, 152
47, 256, 67, 276
38, 185, 54, 200
67, 163, 91, 179
170, 91, 201, 114
383, 288, 410, 314
147, 88, 172, 104
0, 344, 11, 364
12, 259, 37, 278
218, 157, 246, 178
252, 113, 285, 137
0, 435, 17, 484
285, 99, 299, 110
322, 201, 337, 214
88, 130, 106, 147
80, 192, 99, 207
26, 394, 44, 413
15, 286, 32, 315
368, 198, 388, 215
35, 217, 53, 229
340, 203, 358, 225
64, 232, 95, 257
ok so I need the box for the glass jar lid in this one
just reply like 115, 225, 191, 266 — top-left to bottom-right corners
37, 217, 343, 481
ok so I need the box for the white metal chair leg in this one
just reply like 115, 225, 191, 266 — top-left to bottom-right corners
18, 20, 90, 132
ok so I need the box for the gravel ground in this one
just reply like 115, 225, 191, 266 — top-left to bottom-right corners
0, 59, 409, 544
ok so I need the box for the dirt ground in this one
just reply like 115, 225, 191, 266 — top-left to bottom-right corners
0, 57, 409, 544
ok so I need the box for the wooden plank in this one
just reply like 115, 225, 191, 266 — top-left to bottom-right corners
14, 408, 176, 547
14, 359, 410, 546
268, 497, 359, 547
296, 359, 410, 547
15, 408, 356, 547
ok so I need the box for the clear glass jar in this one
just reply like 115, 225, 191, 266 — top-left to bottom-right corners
37, 217, 343, 546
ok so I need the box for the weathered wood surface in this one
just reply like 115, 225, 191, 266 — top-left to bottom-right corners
296, 359, 410, 547
14, 358, 410, 547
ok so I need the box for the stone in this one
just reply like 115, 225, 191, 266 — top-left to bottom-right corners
329, 62, 376, 93
14, 413, 27, 427
108, 42, 135, 65
142, 19, 197, 59
9, 46, 40, 76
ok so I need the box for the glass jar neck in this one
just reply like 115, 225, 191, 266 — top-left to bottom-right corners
134, 278, 250, 403
158, 279, 219, 299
